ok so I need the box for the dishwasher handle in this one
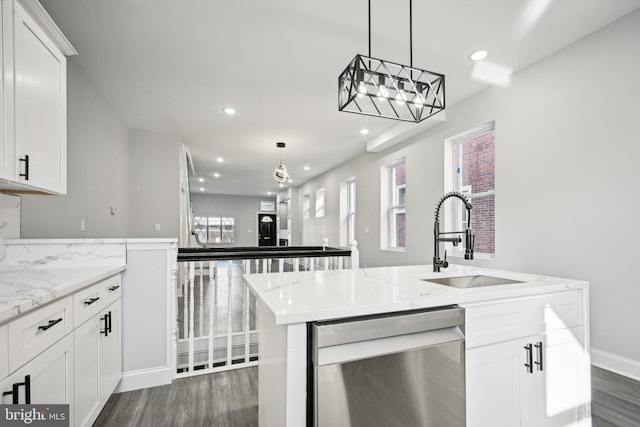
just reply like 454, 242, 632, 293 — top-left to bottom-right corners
313, 306, 464, 349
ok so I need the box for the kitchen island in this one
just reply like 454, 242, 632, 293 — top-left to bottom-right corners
244, 264, 591, 427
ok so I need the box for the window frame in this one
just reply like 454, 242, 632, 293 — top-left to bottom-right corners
380, 158, 406, 251
193, 216, 236, 244
445, 121, 495, 259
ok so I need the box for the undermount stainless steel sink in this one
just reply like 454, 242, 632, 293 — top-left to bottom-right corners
423, 275, 524, 289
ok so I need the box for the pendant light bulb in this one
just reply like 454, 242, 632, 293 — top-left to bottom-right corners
357, 81, 367, 97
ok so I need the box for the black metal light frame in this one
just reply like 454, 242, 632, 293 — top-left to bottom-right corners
338, 0, 445, 123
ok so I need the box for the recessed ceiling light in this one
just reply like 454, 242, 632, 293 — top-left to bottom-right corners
288, 179, 293, 183
198, 178, 204, 182
359, 128, 370, 135
470, 50, 488, 61
216, 157, 224, 163
213, 172, 220, 178
222, 107, 237, 115
267, 191, 272, 195
199, 187, 204, 192
304, 165, 310, 171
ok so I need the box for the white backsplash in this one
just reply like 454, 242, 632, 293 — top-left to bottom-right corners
0, 193, 20, 238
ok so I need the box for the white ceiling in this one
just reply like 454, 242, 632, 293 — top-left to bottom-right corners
40, 0, 640, 197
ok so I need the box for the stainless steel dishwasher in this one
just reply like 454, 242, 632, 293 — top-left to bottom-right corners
310, 306, 465, 427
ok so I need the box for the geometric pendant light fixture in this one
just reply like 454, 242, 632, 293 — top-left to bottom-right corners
273, 142, 290, 184
338, 0, 445, 123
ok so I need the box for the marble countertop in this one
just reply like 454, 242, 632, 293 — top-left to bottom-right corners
243, 264, 588, 325
0, 265, 126, 324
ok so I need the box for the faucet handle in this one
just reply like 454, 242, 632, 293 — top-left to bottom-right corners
442, 250, 449, 268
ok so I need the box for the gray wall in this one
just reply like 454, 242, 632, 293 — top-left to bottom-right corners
191, 193, 276, 246
21, 59, 130, 238
128, 129, 182, 238
298, 10, 640, 363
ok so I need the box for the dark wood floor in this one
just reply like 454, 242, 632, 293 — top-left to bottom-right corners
591, 366, 640, 427
93, 368, 257, 427
94, 365, 639, 427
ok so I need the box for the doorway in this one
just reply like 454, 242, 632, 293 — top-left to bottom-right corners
257, 213, 277, 246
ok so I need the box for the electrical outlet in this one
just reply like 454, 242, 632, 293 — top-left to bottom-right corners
81, 219, 86, 232
154, 223, 161, 232
110, 206, 117, 215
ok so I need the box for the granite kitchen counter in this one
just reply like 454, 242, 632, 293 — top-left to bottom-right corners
0, 265, 126, 324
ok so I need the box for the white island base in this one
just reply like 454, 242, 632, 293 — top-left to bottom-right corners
248, 265, 591, 427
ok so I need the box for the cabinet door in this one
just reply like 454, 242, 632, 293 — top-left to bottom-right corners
468, 330, 588, 427
0, 0, 14, 181
0, 333, 74, 408
74, 315, 100, 427
13, 1, 66, 194
534, 327, 590, 427
99, 301, 122, 402
466, 336, 527, 427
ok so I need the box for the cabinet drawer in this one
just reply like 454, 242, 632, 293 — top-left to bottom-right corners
8, 296, 73, 372
98, 274, 122, 306
73, 274, 121, 327
464, 291, 583, 348
0, 324, 8, 380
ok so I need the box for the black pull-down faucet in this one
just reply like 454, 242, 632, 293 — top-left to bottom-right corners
433, 192, 475, 272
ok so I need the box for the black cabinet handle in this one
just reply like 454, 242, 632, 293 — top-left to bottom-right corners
101, 313, 109, 337
84, 297, 100, 305
2, 375, 30, 404
108, 285, 120, 292
534, 341, 544, 371
19, 155, 29, 180
2, 383, 19, 404
101, 311, 112, 337
524, 343, 533, 374
38, 317, 63, 331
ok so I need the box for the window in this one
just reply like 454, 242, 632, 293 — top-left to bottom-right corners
346, 180, 356, 245
260, 200, 275, 211
193, 216, 235, 243
445, 122, 495, 258
381, 159, 406, 250
340, 178, 356, 246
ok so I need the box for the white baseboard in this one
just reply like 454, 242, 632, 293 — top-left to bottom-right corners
114, 366, 174, 393
591, 348, 640, 381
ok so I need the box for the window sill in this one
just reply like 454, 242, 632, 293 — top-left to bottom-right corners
381, 246, 406, 253
449, 251, 494, 261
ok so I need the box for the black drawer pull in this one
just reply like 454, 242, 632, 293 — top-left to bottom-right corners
108, 285, 120, 291
19, 155, 29, 180
84, 297, 100, 305
38, 317, 63, 331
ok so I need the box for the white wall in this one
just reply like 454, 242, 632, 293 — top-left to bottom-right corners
128, 129, 182, 238
298, 10, 640, 366
191, 193, 277, 246
21, 59, 130, 238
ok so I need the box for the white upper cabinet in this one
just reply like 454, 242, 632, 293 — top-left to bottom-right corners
0, 0, 76, 195
0, 0, 15, 182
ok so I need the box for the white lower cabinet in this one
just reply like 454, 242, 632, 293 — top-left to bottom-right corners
0, 333, 74, 413
0, 273, 122, 427
74, 293, 122, 427
465, 291, 591, 427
